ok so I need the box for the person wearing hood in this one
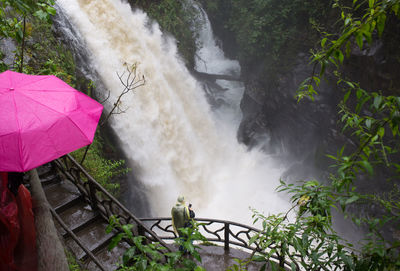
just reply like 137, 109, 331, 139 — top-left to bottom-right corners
171, 195, 194, 237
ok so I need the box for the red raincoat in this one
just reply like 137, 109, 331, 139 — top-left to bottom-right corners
0, 172, 37, 271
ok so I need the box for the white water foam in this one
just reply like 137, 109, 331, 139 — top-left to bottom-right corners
57, 0, 291, 224
190, 0, 244, 132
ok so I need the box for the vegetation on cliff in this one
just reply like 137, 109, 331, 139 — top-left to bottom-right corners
201, 0, 333, 77
130, 0, 198, 68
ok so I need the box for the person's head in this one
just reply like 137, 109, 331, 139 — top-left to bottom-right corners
177, 195, 185, 204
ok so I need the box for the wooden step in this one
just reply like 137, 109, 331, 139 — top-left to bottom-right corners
85, 241, 131, 271
65, 221, 115, 261
43, 179, 81, 210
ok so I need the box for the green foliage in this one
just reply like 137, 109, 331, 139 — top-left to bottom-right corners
244, 0, 400, 270
250, 177, 400, 269
107, 216, 206, 271
297, 0, 400, 100
0, 0, 56, 71
249, 205, 353, 270
71, 132, 130, 196
202, 0, 330, 74
65, 249, 87, 271
227, 258, 253, 271
24, 15, 76, 84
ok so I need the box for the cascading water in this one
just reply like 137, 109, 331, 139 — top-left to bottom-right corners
189, 0, 244, 132
56, 0, 291, 224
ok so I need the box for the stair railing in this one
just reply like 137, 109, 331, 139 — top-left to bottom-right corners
53, 154, 170, 251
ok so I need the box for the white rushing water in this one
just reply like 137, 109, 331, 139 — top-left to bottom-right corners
190, 0, 244, 132
57, 0, 291, 224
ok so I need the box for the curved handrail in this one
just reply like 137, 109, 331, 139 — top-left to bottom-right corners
140, 217, 261, 249
140, 217, 300, 270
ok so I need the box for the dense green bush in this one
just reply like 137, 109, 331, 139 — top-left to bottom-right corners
71, 132, 129, 197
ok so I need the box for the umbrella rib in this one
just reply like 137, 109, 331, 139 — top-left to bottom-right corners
18, 91, 93, 142
12, 91, 24, 171
20, 88, 77, 93
15, 75, 76, 93
17, 89, 76, 114
14, 74, 50, 89
29, 107, 64, 157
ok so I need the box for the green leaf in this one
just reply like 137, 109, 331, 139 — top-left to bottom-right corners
249, 234, 258, 245
108, 233, 123, 250
393, 4, 400, 15
373, 95, 382, 109
377, 126, 385, 138
365, 118, 372, 129
136, 259, 147, 271
253, 255, 266, 262
369, 0, 375, 8
326, 154, 338, 160
345, 195, 359, 205
377, 14, 386, 37
355, 32, 363, 49
335, 49, 344, 64
34, 10, 48, 21
321, 37, 327, 47
346, 81, 355, 89
344, 90, 351, 103
356, 89, 363, 99
345, 40, 352, 57
123, 247, 136, 265
360, 160, 373, 175
45, 5, 57, 16
313, 76, 321, 86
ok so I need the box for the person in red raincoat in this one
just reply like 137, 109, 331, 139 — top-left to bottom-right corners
0, 172, 37, 271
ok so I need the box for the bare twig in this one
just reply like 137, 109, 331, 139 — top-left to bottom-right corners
100, 63, 145, 126
81, 63, 145, 165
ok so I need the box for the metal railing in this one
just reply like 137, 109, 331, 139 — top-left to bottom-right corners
53, 154, 170, 249
54, 154, 299, 270
140, 217, 299, 270
140, 217, 262, 251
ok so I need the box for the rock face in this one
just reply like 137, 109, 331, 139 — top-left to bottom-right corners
236, 38, 399, 180
237, 53, 342, 178
201, 5, 400, 183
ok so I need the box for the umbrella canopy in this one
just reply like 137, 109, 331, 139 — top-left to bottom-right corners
0, 70, 103, 172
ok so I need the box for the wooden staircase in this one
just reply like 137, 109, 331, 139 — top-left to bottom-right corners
34, 163, 129, 271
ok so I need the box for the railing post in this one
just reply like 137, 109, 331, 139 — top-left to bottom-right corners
224, 222, 229, 251
138, 224, 145, 237
89, 181, 98, 211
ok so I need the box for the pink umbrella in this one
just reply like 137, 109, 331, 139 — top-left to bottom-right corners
0, 70, 103, 172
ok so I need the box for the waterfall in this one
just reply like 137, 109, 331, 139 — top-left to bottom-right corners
190, 0, 244, 132
56, 0, 291, 224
